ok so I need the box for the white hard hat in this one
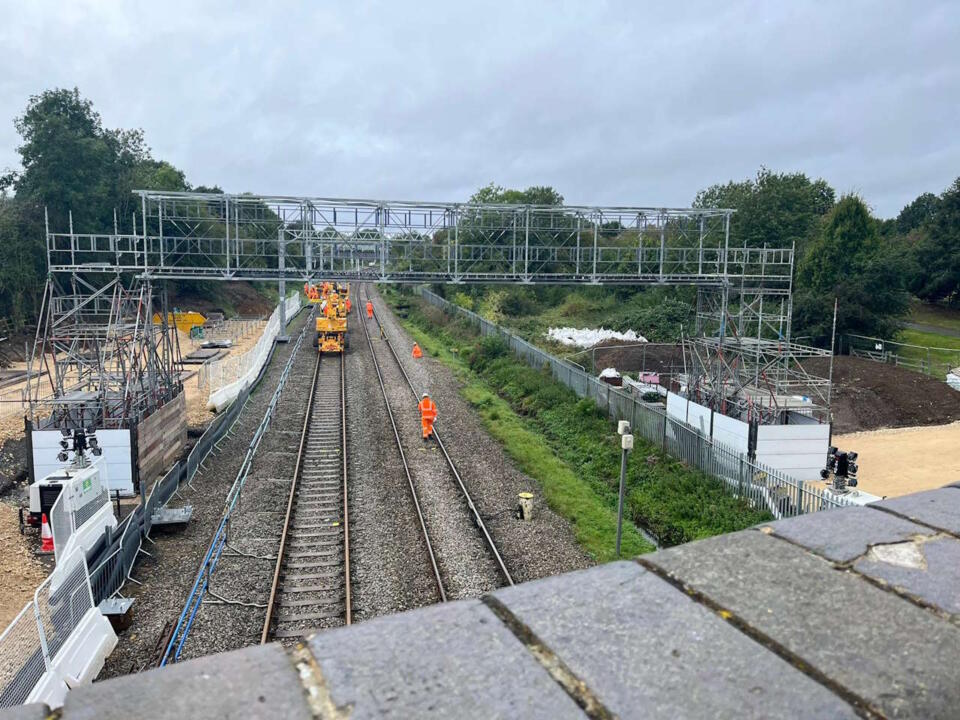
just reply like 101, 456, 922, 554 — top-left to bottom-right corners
422, 391, 430, 398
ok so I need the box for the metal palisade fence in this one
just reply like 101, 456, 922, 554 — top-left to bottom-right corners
415, 287, 850, 522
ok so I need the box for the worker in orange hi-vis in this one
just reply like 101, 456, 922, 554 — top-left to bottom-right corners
366, 301, 374, 319
345, 297, 351, 314
412, 343, 422, 359
418, 392, 437, 440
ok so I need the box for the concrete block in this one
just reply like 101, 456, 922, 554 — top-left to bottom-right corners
647, 531, 960, 719
0, 704, 50, 720
308, 599, 584, 719
62, 643, 311, 720
854, 535, 960, 615
492, 561, 856, 719
760, 505, 932, 562
870, 487, 960, 535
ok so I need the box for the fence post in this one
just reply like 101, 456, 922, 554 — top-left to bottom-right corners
32, 603, 51, 672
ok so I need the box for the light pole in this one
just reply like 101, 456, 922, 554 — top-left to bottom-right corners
616, 421, 634, 557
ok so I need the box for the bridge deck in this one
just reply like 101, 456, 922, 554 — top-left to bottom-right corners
11, 485, 959, 719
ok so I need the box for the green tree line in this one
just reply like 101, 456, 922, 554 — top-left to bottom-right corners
1, 89, 957, 346
0, 88, 193, 329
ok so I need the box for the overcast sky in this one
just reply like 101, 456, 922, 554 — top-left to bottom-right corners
1, 1, 957, 217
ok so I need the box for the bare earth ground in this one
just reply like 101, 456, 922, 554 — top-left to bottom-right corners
833, 421, 960, 498
0, 502, 49, 628
805, 356, 960, 434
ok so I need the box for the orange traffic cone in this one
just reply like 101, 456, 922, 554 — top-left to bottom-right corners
412, 343, 423, 359
40, 513, 54, 553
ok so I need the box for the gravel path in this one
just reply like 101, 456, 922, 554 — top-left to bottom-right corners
99, 309, 312, 677
365, 285, 592, 585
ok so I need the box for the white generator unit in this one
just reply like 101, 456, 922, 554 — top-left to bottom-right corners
24, 429, 117, 563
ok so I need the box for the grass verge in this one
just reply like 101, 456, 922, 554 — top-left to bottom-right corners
384, 288, 770, 557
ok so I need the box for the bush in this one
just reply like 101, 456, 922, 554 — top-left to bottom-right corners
452, 292, 474, 311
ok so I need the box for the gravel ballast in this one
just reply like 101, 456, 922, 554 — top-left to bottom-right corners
98, 283, 593, 677
365, 285, 592, 586
361, 302, 502, 599
100, 309, 313, 677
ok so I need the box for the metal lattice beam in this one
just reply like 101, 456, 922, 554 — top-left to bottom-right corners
44, 191, 795, 289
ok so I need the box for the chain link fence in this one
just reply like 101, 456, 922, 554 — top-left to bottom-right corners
417, 287, 850, 520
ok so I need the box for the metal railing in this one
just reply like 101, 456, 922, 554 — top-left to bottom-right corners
160, 309, 313, 666
844, 333, 960, 380
0, 547, 94, 709
417, 288, 850, 522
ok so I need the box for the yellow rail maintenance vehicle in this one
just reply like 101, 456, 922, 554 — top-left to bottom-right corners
313, 282, 350, 353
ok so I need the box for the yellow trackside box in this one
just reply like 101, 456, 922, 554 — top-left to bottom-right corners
153, 311, 206, 334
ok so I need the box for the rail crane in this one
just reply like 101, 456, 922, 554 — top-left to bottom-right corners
306, 281, 350, 353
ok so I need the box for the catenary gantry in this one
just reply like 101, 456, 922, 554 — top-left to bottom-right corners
45, 190, 792, 290
37, 189, 829, 427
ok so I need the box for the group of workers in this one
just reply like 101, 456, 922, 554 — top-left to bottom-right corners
364, 297, 436, 441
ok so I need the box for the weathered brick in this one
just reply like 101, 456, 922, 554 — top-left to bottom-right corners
62, 643, 311, 720
854, 535, 960, 615
760, 505, 931, 562
870, 487, 960, 535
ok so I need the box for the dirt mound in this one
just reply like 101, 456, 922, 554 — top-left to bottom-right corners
805, 356, 960, 434
169, 282, 275, 318
588, 340, 684, 377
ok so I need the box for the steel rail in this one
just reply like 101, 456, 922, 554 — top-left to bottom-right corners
359, 300, 447, 602
362, 286, 514, 588
340, 349, 352, 625
260, 351, 321, 643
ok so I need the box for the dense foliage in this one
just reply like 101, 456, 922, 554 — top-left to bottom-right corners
0, 88, 190, 328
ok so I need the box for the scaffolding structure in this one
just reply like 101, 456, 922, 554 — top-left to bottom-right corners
44, 190, 795, 287
26, 275, 183, 430
684, 250, 832, 424
41, 190, 830, 425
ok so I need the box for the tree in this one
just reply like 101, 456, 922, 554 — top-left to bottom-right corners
0, 88, 191, 329
469, 183, 564, 206
911, 178, 960, 306
694, 168, 835, 256
793, 196, 909, 344
896, 192, 940, 234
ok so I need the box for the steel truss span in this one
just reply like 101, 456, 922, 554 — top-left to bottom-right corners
45, 191, 791, 289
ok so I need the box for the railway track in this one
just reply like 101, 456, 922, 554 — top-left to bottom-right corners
261, 351, 351, 642
360, 287, 514, 593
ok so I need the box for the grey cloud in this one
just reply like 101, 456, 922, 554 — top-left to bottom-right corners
0, 0, 957, 216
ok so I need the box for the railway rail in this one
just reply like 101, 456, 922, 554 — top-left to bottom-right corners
360, 286, 515, 592
261, 350, 351, 642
